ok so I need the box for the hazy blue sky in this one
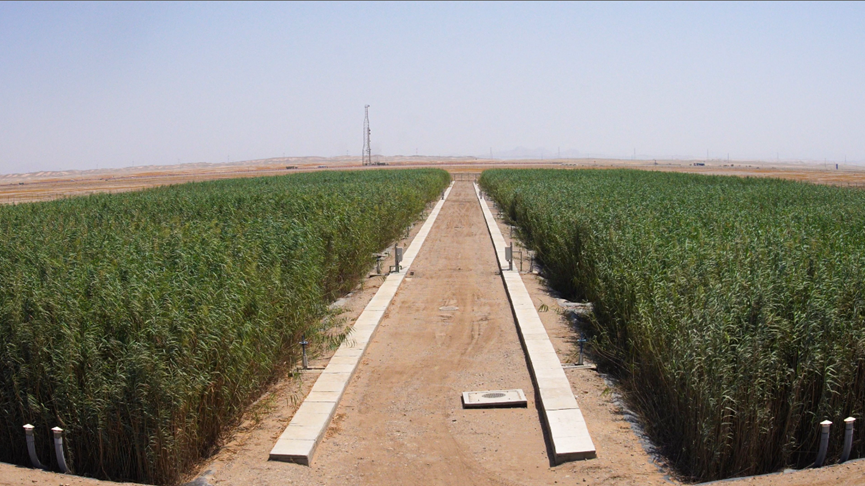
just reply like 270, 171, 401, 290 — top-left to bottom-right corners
1, 2, 863, 173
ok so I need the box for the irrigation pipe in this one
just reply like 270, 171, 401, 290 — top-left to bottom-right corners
815, 420, 832, 467
52, 427, 69, 473
22, 424, 45, 469
842, 417, 855, 463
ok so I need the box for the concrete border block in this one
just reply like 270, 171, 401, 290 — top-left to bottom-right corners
270, 439, 317, 465
474, 182, 597, 464
269, 181, 455, 465
538, 386, 580, 411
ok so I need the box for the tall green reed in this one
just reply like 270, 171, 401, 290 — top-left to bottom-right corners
0, 169, 450, 484
481, 169, 865, 481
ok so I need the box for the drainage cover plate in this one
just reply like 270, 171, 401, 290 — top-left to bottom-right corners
461, 389, 527, 409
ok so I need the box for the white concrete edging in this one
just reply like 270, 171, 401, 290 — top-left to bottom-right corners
473, 182, 596, 463
269, 181, 455, 465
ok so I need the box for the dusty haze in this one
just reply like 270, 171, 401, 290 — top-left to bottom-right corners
1, 2, 864, 174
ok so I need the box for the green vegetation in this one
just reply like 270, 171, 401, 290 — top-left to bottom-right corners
0, 169, 450, 484
480, 169, 865, 480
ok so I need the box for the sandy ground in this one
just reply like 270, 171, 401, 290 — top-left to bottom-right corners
702, 460, 865, 486
2, 169, 865, 485
2, 156, 864, 205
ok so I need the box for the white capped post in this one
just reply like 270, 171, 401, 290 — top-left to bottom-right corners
52, 427, 69, 473
23, 424, 44, 469
815, 420, 832, 467
841, 417, 855, 462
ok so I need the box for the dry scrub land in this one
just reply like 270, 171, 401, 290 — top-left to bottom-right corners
3, 155, 865, 205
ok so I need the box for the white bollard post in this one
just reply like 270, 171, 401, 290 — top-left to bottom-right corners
841, 417, 855, 462
23, 424, 44, 469
815, 420, 832, 467
52, 427, 69, 473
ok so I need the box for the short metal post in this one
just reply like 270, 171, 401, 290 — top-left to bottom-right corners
393, 245, 403, 273
577, 332, 587, 366
815, 420, 832, 467
394, 244, 400, 273
505, 243, 513, 271
52, 427, 68, 473
841, 417, 855, 462
23, 424, 44, 469
300, 336, 309, 370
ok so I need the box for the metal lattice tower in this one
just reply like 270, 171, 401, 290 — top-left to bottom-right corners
362, 105, 372, 166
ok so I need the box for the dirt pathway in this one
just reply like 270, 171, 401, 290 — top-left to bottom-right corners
195, 181, 670, 485
303, 180, 544, 484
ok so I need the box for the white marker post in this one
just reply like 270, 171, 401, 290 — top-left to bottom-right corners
841, 417, 855, 463
23, 424, 44, 469
815, 420, 832, 467
52, 427, 69, 473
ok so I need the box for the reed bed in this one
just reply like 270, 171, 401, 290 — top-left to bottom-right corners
480, 168, 865, 481
0, 169, 450, 484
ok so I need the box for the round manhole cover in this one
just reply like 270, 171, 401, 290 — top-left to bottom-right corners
482, 392, 506, 399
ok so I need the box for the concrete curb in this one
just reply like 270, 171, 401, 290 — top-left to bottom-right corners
269, 181, 455, 465
473, 182, 596, 464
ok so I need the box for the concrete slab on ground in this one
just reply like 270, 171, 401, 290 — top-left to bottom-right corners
269, 182, 455, 465
462, 389, 528, 408
474, 181, 596, 463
